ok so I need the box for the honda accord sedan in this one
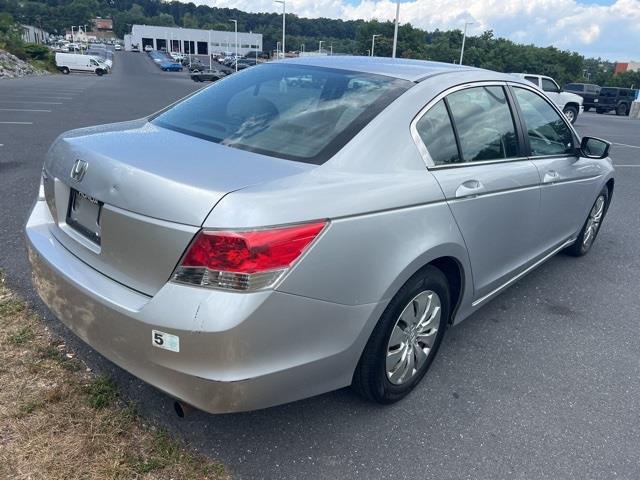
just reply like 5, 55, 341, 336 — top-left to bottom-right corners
26, 57, 614, 414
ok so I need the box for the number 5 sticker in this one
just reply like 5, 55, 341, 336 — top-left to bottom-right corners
152, 330, 180, 352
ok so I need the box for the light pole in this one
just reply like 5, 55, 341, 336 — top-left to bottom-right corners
208, 30, 212, 69
318, 40, 324, 53
392, 0, 400, 58
70, 26, 76, 48
275, 0, 285, 59
459, 21, 474, 65
371, 34, 381, 57
276, 41, 280, 58
301, 43, 305, 54
230, 19, 238, 71
330, 43, 333, 55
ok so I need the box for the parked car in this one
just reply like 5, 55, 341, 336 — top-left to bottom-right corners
114, 44, 122, 51
564, 83, 600, 111
144, 45, 153, 52
234, 58, 258, 70
160, 61, 183, 72
190, 69, 226, 82
510, 73, 583, 123
131, 44, 140, 52
595, 87, 638, 116
187, 60, 206, 72
27, 57, 614, 415
170, 52, 185, 62
54, 52, 109, 76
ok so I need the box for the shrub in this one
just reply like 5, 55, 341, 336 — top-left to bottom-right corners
24, 43, 50, 60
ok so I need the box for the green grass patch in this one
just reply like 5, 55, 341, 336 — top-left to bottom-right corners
7, 325, 36, 345
84, 375, 119, 409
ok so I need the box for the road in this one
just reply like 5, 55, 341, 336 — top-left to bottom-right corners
1, 56, 640, 479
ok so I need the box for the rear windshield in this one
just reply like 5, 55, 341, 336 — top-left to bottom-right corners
153, 64, 411, 164
599, 88, 619, 97
564, 83, 583, 91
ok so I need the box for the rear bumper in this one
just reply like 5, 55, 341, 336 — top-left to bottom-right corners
26, 200, 382, 413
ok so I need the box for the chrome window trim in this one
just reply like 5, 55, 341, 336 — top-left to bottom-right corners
410, 81, 528, 170
410, 80, 582, 170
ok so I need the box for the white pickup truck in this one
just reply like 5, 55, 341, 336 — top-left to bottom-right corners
510, 73, 584, 124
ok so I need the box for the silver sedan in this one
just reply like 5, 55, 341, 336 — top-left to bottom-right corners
26, 56, 614, 414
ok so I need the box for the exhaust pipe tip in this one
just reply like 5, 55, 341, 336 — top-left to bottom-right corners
173, 400, 194, 418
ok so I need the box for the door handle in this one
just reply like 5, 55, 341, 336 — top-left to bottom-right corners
455, 180, 484, 198
543, 170, 560, 183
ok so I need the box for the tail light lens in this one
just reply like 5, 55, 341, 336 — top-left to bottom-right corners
172, 221, 327, 291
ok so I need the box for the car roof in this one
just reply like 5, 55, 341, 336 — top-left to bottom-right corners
272, 56, 506, 83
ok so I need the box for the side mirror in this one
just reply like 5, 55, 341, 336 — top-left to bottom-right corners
580, 136, 611, 159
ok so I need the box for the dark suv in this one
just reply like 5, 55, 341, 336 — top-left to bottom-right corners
564, 83, 600, 111
595, 87, 638, 116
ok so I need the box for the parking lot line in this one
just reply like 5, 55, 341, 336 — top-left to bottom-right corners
0, 108, 51, 112
0, 121, 33, 125
613, 142, 640, 149
0, 101, 63, 105
615, 165, 640, 167
0, 95, 73, 100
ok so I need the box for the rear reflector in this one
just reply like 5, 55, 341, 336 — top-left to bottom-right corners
172, 221, 327, 291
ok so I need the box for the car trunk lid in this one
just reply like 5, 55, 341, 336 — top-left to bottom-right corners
43, 120, 313, 296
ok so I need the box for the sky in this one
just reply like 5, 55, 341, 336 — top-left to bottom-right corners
197, 0, 640, 60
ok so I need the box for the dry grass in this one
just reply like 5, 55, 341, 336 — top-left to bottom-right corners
0, 273, 229, 480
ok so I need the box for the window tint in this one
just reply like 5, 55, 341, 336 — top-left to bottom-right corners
153, 64, 411, 164
446, 86, 519, 162
415, 100, 460, 165
565, 83, 583, 92
541, 78, 560, 93
600, 88, 618, 97
524, 76, 539, 86
513, 87, 574, 157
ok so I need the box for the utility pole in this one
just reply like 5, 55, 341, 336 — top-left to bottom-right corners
392, 0, 400, 58
371, 34, 381, 57
459, 21, 473, 65
230, 19, 238, 71
318, 40, 324, 53
275, 0, 285, 59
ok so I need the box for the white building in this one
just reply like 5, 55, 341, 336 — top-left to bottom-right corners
124, 25, 262, 56
21, 25, 50, 44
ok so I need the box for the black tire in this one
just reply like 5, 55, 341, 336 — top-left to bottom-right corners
596, 108, 606, 114
61, 67, 70, 74
565, 187, 610, 257
563, 106, 578, 124
616, 103, 628, 116
352, 265, 450, 404
583, 106, 591, 112
96, 69, 104, 76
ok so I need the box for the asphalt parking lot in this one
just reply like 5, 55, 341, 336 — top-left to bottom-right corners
1, 55, 640, 479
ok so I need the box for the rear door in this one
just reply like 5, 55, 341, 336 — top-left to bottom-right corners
413, 83, 541, 300
510, 84, 603, 249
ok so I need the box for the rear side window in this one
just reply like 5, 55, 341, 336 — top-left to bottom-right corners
153, 64, 411, 164
524, 76, 539, 86
600, 88, 618, 97
513, 87, 574, 157
415, 100, 460, 165
446, 86, 519, 162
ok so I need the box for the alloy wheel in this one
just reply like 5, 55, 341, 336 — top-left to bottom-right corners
386, 290, 441, 385
582, 195, 605, 250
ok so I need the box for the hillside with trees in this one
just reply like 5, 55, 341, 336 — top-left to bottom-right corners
1, 0, 638, 87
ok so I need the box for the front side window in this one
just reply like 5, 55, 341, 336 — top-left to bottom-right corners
513, 87, 574, 157
446, 86, 519, 162
415, 100, 460, 165
541, 78, 560, 93
153, 64, 411, 164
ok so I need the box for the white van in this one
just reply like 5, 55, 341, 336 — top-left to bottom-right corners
55, 53, 109, 76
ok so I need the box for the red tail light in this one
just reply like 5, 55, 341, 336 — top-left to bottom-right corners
172, 221, 327, 291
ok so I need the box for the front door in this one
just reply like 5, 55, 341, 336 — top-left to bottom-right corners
511, 86, 604, 249
414, 84, 541, 300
